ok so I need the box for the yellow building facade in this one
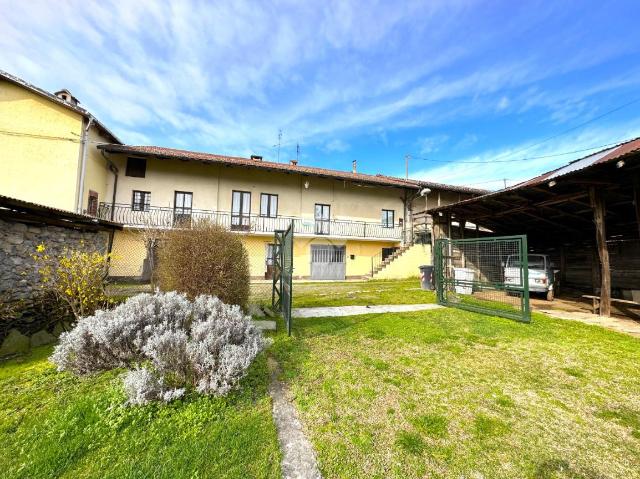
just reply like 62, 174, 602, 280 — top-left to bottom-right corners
1, 70, 482, 282
0, 73, 119, 214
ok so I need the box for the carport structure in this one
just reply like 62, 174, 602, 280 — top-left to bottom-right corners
428, 138, 640, 317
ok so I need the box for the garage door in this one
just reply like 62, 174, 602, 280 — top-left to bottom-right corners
311, 245, 346, 280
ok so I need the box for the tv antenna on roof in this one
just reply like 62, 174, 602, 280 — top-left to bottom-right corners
296, 142, 300, 162
273, 129, 283, 162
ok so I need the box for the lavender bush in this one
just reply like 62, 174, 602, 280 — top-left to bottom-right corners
50, 291, 265, 404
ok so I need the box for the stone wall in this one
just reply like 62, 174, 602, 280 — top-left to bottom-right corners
0, 217, 110, 356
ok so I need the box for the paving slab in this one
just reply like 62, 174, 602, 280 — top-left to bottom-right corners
253, 320, 277, 331
537, 309, 640, 337
268, 358, 322, 479
292, 303, 442, 318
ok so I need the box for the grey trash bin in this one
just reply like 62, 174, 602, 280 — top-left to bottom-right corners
419, 265, 434, 290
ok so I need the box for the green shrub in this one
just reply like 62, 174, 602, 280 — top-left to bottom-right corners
156, 221, 250, 308
32, 242, 112, 320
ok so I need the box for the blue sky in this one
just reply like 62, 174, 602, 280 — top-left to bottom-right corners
1, 0, 639, 190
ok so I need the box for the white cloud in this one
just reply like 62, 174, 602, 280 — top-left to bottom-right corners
0, 0, 638, 163
497, 96, 510, 111
412, 123, 640, 190
455, 133, 479, 150
418, 135, 449, 155
324, 139, 350, 152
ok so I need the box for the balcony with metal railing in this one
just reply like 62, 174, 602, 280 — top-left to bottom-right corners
98, 203, 404, 241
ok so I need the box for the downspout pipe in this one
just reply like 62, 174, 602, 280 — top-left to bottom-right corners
102, 150, 119, 222
76, 116, 94, 213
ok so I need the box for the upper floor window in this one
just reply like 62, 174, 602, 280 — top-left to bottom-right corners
260, 193, 278, 218
231, 190, 251, 230
174, 191, 193, 226
315, 203, 331, 235
382, 209, 395, 228
87, 190, 98, 216
126, 157, 146, 178
132, 190, 151, 211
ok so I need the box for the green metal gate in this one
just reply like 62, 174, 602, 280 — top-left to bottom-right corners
272, 223, 294, 335
434, 235, 530, 323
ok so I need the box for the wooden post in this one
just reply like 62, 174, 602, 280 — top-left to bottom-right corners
432, 217, 443, 241
634, 175, 640, 239
560, 245, 567, 285
590, 187, 611, 317
591, 248, 599, 294
459, 219, 467, 267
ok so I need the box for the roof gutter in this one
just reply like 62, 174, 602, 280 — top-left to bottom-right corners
75, 116, 94, 213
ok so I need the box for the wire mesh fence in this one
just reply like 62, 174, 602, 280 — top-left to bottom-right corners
104, 229, 279, 308
435, 235, 530, 322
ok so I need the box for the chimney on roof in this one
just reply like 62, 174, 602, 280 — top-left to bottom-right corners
352, 160, 357, 173
250, 155, 263, 161
54, 89, 79, 106
290, 159, 298, 166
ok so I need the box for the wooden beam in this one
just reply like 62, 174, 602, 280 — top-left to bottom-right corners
522, 211, 583, 233
590, 187, 611, 317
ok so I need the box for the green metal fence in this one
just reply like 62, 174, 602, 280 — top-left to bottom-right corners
272, 223, 294, 335
434, 235, 530, 323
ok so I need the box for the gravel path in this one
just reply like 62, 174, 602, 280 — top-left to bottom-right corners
291, 303, 442, 318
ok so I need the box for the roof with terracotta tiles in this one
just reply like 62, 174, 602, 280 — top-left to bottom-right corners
98, 143, 484, 194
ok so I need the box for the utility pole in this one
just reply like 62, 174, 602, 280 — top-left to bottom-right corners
405, 154, 411, 180
296, 142, 300, 163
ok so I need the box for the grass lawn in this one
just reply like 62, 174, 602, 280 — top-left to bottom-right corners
0, 346, 281, 479
273, 306, 640, 478
292, 278, 435, 308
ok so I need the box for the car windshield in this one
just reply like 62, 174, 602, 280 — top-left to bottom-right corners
507, 255, 545, 269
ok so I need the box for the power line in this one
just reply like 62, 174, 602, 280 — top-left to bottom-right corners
484, 96, 640, 163
0, 129, 80, 143
406, 96, 640, 171
0, 128, 115, 146
413, 139, 628, 164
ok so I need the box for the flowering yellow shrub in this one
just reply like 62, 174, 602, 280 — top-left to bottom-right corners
32, 242, 112, 320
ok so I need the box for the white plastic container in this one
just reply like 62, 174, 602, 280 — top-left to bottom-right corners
454, 267, 475, 295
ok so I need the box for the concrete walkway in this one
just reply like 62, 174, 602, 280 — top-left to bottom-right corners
537, 309, 640, 338
292, 303, 442, 318
253, 320, 277, 331
268, 358, 322, 479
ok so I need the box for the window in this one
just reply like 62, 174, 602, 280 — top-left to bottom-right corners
174, 191, 193, 226
315, 203, 331, 235
265, 243, 276, 280
231, 190, 251, 230
260, 193, 278, 218
132, 191, 151, 211
382, 209, 395, 228
87, 190, 98, 216
125, 157, 147, 177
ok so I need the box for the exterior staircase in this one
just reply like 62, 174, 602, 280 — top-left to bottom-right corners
370, 245, 412, 276
369, 243, 431, 280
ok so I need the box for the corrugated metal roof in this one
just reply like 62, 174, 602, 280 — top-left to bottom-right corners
0, 195, 122, 229
430, 137, 640, 212
516, 138, 640, 188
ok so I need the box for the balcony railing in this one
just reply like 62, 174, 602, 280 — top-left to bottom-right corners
98, 203, 404, 240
